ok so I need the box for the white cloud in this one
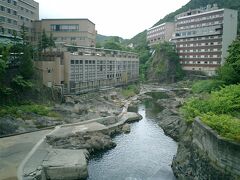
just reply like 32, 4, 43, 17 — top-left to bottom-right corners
36, 0, 190, 39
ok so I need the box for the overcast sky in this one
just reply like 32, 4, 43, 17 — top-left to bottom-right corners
35, 0, 190, 39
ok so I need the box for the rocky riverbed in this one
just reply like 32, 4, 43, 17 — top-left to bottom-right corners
0, 89, 126, 136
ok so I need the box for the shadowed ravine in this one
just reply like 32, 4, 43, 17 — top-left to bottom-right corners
87, 103, 177, 180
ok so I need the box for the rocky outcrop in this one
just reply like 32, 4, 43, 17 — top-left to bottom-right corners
46, 131, 116, 153
146, 43, 183, 83
157, 108, 187, 141
154, 91, 187, 142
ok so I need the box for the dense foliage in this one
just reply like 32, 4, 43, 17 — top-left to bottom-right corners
217, 37, 240, 84
181, 84, 240, 142
191, 80, 225, 93
0, 25, 34, 105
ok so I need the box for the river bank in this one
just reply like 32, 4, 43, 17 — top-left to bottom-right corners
150, 83, 240, 180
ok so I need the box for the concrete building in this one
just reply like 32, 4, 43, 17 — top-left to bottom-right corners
147, 22, 175, 46
0, 0, 39, 40
35, 46, 139, 94
172, 5, 238, 75
34, 19, 96, 47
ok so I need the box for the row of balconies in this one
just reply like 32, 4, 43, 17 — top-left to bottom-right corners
176, 17, 223, 29
177, 12, 223, 25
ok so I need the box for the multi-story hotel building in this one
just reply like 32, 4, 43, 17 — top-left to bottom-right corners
34, 19, 96, 47
147, 22, 175, 46
173, 5, 238, 75
35, 46, 139, 94
0, 0, 39, 40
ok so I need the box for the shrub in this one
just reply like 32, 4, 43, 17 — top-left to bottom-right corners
121, 84, 139, 98
191, 80, 225, 93
181, 84, 240, 142
0, 104, 59, 119
201, 113, 240, 142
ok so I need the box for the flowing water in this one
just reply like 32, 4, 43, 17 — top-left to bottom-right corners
87, 95, 177, 180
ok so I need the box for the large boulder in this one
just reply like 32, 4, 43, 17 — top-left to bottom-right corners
42, 149, 88, 180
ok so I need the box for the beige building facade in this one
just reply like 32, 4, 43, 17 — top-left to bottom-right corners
0, 0, 39, 40
173, 5, 238, 75
147, 22, 175, 46
35, 46, 139, 94
34, 19, 96, 47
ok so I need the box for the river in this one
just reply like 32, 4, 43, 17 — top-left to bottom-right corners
87, 98, 177, 180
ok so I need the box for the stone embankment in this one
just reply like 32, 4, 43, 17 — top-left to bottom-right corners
18, 95, 142, 180
172, 118, 240, 180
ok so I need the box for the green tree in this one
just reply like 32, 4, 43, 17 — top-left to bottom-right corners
49, 32, 55, 49
0, 44, 13, 104
0, 45, 9, 78
39, 29, 49, 52
103, 41, 122, 50
217, 37, 240, 84
19, 45, 34, 79
20, 23, 28, 45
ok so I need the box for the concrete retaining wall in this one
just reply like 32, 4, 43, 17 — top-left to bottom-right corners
193, 118, 240, 176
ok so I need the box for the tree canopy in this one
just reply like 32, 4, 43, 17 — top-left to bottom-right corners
217, 37, 240, 84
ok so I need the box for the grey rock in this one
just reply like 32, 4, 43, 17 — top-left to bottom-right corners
122, 123, 131, 134
157, 108, 186, 141
0, 116, 19, 135
42, 149, 88, 180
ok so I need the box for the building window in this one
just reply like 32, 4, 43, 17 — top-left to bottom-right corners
7, 0, 11, 3
0, 6, 5, 11
0, 16, 5, 22
51, 24, 79, 32
13, 1, 17, 5
71, 60, 74, 64
7, 8, 11, 14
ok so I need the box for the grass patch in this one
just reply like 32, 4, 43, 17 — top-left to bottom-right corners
191, 80, 225, 93
181, 84, 240, 142
0, 103, 60, 119
121, 85, 140, 98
